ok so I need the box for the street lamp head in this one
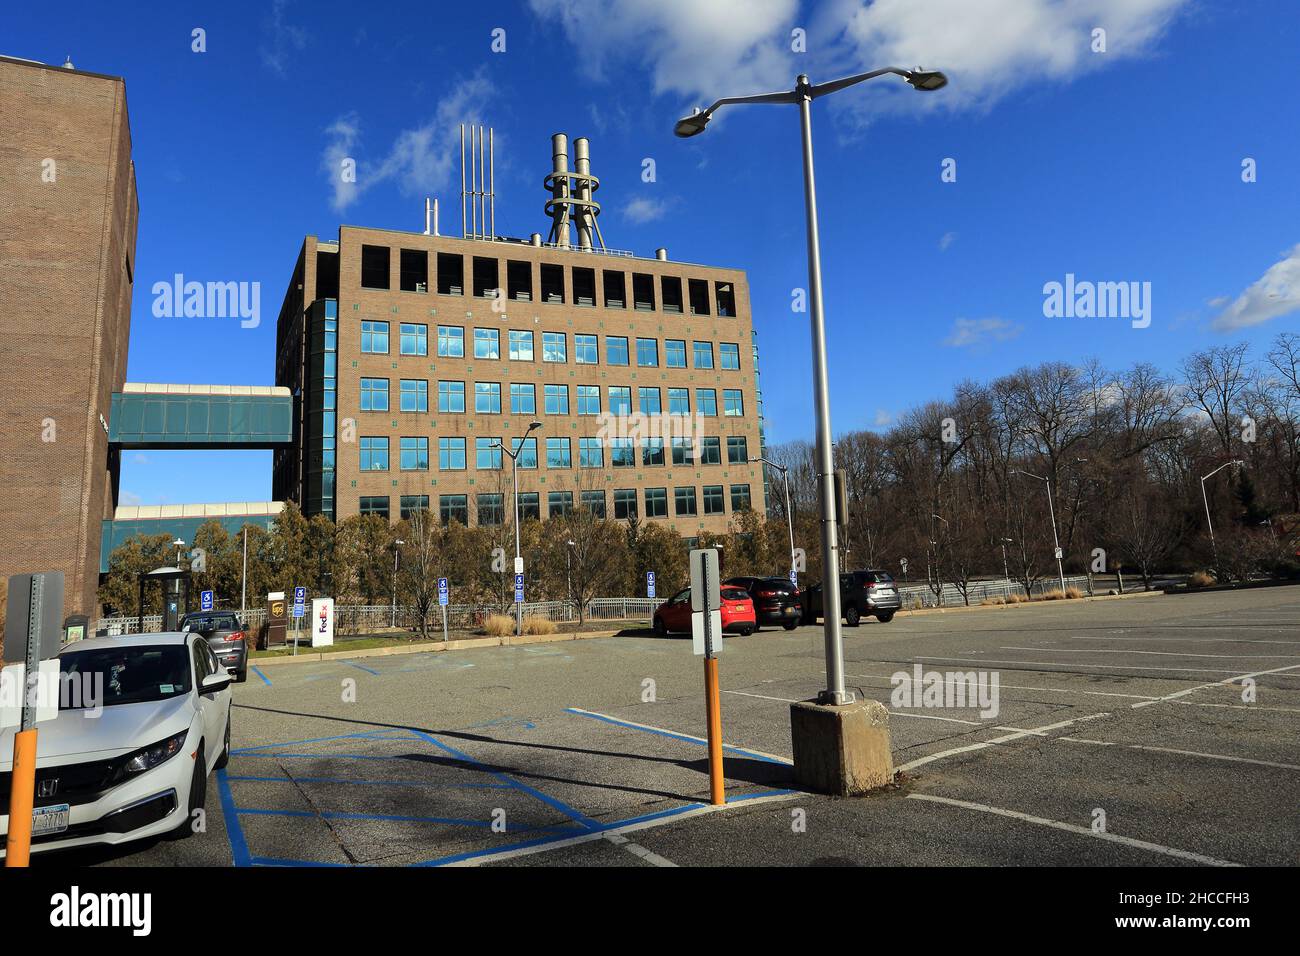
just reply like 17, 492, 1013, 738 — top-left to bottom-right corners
904, 69, 948, 92
172, 538, 185, 547
527, 420, 542, 432
674, 108, 710, 138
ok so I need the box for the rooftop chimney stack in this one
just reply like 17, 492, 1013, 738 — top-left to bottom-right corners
545, 132, 605, 251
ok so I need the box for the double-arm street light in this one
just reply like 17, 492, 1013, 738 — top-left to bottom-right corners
1012, 469, 1066, 594
751, 456, 797, 582
1201, 459, 1245, 571
677, 66, 947, 705
493, 419, 542, 636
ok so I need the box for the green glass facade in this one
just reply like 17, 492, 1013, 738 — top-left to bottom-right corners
108, 391, 292, 448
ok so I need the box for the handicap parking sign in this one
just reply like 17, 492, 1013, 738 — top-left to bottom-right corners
200, 589, 214, 612
646, 571, 656, 598
438, 577, 449, 606
293, 585, 306, 617
514, 573, 525, 603
789, 569, 798, 587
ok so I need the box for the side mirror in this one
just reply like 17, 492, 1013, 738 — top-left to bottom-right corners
201, 671, 231, 694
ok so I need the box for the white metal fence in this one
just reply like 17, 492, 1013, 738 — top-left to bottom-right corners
897, 574, 1092, 609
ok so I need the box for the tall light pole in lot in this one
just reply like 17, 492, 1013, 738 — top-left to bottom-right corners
493, 419, 542, 636
1013, 469, 1065, 594
677, 66, 947, 704
390, 538, 405, 628
1201, 459, 1244, 572
1000, 537, 1013, 582
751, 456, 797, 581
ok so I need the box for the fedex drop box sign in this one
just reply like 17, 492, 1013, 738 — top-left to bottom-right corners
311, 597, 335, 647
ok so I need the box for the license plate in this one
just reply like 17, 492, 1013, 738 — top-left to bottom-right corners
32, 804, 70, 836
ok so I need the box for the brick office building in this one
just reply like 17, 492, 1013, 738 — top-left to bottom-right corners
0, 55, 138, 622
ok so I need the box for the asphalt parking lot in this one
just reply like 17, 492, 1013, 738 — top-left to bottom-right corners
40, 585, 1300, 867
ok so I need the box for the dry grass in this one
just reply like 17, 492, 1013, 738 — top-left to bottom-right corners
1006, 592, 1030, 604
522, 615, 558, 635
1188, 570, 1217, 589
482, 613, 515, 636
981, 596, 1007, 606
1040, 589, 1067, 600
1064, 586, 1084, 599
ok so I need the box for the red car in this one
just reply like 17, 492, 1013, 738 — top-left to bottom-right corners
652, 586, 756, 637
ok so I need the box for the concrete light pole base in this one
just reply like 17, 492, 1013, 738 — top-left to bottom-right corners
789, 698, 894, 796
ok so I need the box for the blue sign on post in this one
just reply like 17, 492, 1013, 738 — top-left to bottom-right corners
514, 573, 525, 603
438, 577, 449, 606
200, 589, 214, 612
646, 571, 656, 599
293, 585, 306, 618
789, 569, 798, 587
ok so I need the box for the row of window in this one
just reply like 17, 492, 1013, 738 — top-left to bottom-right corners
358, 323, 743, 370
358, 379, 746, 417
356, 435, 753, 471
359, 244, 738, 317
360, 484, 754, 524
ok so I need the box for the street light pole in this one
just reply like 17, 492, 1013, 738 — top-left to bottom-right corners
678, 65, 947, 706
1201, 459, 1244, 572
752, 457, 796, 581
391, 539, 404, 628
494, 420, 541, 636
1014, 470, 1065, 593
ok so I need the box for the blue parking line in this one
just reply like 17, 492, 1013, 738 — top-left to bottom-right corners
215, 769, 253, 868
235, 807, 505, 828
235, 751, 432, 762
341, 660, 381, 675
251, 855, 350, 867
232, 729, 399, 754
564, 708, 791, 765
224, 774, 514, 790
251, 666, 272, 686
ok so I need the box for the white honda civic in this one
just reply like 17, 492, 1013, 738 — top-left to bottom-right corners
0, 631, 232, 857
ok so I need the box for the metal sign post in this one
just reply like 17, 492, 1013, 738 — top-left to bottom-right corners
292, 586, 306, 656
646, 570, 656, 599
689, 549, 725, 806
438, 577, 450, 642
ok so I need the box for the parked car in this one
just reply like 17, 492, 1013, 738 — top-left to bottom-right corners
803, 570, 902, 626
180, 609, 248, 682
722, 576, 804, 630
653, 586, 756, 637
0, 632, 233, 858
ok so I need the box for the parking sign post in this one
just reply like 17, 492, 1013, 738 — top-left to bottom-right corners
292, 586, 306, 656
438, 577, 449, 642
689, 549, 725, 806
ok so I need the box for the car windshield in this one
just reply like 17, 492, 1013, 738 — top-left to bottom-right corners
874, 573, 895, 584
721, 588, 749, 600
58, 645, 191, 709
182, 613, 238, 631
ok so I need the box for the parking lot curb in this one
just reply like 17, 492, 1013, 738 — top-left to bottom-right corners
896, 587, 1164, 618
251, 627, 625, 667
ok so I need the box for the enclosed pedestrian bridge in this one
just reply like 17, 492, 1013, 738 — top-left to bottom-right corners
108, 383, 293, 449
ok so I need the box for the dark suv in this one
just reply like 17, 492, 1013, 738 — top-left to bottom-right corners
722, 576, 803, 631
179, 610, 249, 682
803, 570, 902, 626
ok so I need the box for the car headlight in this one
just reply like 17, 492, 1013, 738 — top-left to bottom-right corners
122, 730, 189, 775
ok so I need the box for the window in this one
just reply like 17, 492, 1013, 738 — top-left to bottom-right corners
614, 488, 637, 520
400, 495, 429, 519
573, 267, 596, 306
645, 487, 668, 518
361, 320, 389, 354
508, 329, 534, 361
723, 389, 744, 417
474, 328, 499, 359
546, 436, 571, 468
477, 493, 504, 525
476, 437, 502, 470
510, 383, 536, 415
606, 336, 629, 366
472, 257, 499, 298
697, 388, 718, 417
438, 380, 465, 414
633, 273, 655, 311
544, 384, 569, 415
400, 323, 428, 356
475, 381, 501, 414
675, 486, 698, 516
540, 263, 565, 303
361, 245, 390, 289
638, 386, 661, 415
701, 436, 722, 465
548, 491, 573, 517
437, 252, 464, 295
360, 378, 389, 412
610, 438, 635, 467
671, 437, 694, 466
578, 437, 603, 468
703, 484, 725, 515
359, 495, 389, 518
662, 276, 684, 314
512, 436, 538, 469
574, 334, 598, 365
730, 483, 752, 511
665, 339, 687, 368
720, 342, 741, 370
642, 438, 665, 466
507, 260, 533, 301
636, 338, 658, 367
518, 492, 540, 520
360, 436, 389, 471
603, 270, 627, 308
727, 435, 749, 464
399, 379, 427, 413
440, 494, 468, 526
542, 332, 567, 363
668, 388, 690, 415
576, 385, 600, 416
716, 282, 736, 317
693, 341, 714, 369
437, 326, 464, 358
581, 490, 606, 518
400, 249, 428, 293
437, 436, 465, 470
609, 386, 632, 416
689, 278, 711, 315
402, 436, 431, 471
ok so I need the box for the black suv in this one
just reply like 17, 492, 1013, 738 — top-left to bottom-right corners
722, 576, 803, 631
803, 570, 902, 626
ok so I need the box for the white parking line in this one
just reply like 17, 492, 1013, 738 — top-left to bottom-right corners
1130, 662, 1300, 709
1060, 635, 1300, 646
896, 712, 1112, 773
912, 656, 1286, 676
1000, 646, 1300, 660
603, 831, 678, 866
723, 688, 987, 726
905, 794, 1241, 866
845, 671, 1161, 702
1057, 736, 1300, 772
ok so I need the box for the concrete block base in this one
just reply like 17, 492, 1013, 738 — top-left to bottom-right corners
789, 698, 894, 796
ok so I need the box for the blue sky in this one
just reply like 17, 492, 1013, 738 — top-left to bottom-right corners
4, 0, 1298, 505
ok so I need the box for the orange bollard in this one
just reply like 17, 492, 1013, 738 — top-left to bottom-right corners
5, 728, 38, 867
704, 656, 725, 806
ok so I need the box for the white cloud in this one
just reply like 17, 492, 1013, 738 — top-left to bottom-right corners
623, 196, 669, 224
873, 409, 893, 426
119, 490, 142, 506
939, 231, 957, 251
1212, 244, 1300, 332
260, 0, 308, 75
322, 73, 494, 213
943, 317, 1023, 348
